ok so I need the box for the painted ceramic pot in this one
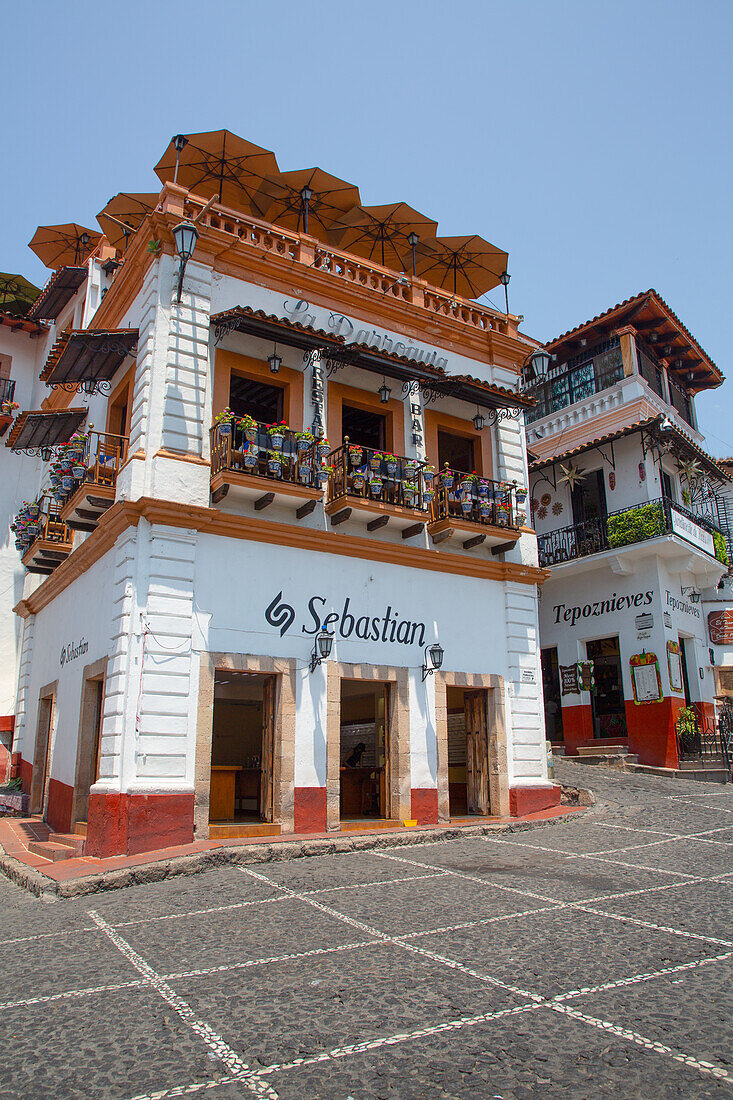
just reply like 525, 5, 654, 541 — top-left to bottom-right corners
369, 477, 383, 497
317, 443, 330, 459
296, 438, 310, 453
244, 426, 258, 442
269, 432, 284, 451
218, 420, 232, 436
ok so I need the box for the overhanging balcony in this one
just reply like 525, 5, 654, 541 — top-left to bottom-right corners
210, 420, 325, 516
0, 378, 17, 437
56, 431, 129, 531
537, 497, 727, 569
427, 468, 525, 550
20, 505, 73, 575
325, 443, 432, 536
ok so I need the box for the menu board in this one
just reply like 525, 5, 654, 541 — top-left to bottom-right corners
560, 664, 580, 695
667, 641, 684, 693
630, 652, 663, 704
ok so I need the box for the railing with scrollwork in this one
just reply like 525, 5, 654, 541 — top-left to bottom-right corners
429, 467, 522, 529
49, 431, 129, 508
525, 340, 624, 423
210, 420, 323, 489
327, 442, 431, 511
676, 706, 731, 773
0, 378, 16, 407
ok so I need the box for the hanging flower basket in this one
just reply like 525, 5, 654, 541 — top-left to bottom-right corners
423, 487, 435, 503
383, 454, 398, 476
215, 408, 235, 436
369, 476, 384, 498
495, 503, 510, 527
349, 445, 363, 467
317, 465, 332, 487
440, 469, 454, 489
72, 464, 85, 479
61, 475, 74, 491
317, 438, 331, 459
296, 431, 314, 453
237, 415, 258, 442
352, 472, 365, 490
403, 486, 417, 506
460, 496, 473, 515
479, 500, 492, 517
477, 480, 489, 498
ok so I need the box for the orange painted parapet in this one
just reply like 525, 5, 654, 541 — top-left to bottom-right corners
625, 696, 685, 768
86, 790, 194, 857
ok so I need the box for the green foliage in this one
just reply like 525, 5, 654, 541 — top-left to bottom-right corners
713, 531, 729, 565
607, 502, 664, 548
676, 705, 700, 753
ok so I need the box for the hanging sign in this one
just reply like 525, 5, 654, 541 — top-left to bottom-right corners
560, 664, 580, 695
578, 660, 595, 691
664, 611, 673, 629
708, 610, 733, 646
669, 509, 715, 556
667, 641, 684, 693
630, 651, 663, 704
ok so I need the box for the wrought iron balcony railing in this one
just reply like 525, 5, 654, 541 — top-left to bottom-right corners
210, 420, 324, 490
50, 431, 129, 506
0, 377, 16, 407
429, 467, 523, 530
327, 443, 432, 511
525, 340, 624, 424
537, 496, 724, 567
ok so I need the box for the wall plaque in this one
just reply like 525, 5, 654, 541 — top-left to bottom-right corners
630, 651, 663, 704
667, 640, 684, 693
708, 610, 733, 646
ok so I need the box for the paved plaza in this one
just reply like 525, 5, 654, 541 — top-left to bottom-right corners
1, 759, 732, 1099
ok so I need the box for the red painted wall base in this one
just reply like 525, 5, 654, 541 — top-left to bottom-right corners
85, 790, 194, 857
11, 753, 32, 794
509, 785, 562, 817
46, 778, 74, 834
411, 788, 438, 825
293, 786, 327, 833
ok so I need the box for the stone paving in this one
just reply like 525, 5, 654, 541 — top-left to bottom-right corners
0, 759, 732, 1099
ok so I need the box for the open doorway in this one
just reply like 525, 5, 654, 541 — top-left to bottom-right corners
339, 680, 390, 821
31, 691, 56, 818
447, 686, 491, 817
587, 636, 627, 739
72, 676, 104, 828
210, 671, 276, 825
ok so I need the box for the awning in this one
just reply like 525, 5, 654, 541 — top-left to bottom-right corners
212, 305, 533, 414
28, 267, 88, 321
0, 311, 47, 336
6, 408, 88, 454
40, 329, 138, 393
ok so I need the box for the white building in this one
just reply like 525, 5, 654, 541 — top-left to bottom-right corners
527, 292, 730, 771
5, 133, 556, 857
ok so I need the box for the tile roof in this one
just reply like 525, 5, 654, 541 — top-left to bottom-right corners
0, 311, 47, 336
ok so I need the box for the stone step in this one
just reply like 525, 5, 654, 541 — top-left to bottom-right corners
573, 753, 640, 766
49, 832, 85, 855
340, 818, 404, 832
576, 744, 629, 757
623, 763, 730, 784
73, 821, 87, 837
208, 822, 282, 840
27, 840, 77, 862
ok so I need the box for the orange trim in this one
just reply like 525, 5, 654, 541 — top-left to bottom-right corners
327, 378, 405, 453
214, 348, 304, 430
105, 363, 135, 436
424, 408, 492, 478
427, 516, 521, 544
16, 498, 546, 617
325, 495, 427, 523
211, 470, 322, 500
60, 482, 115, 525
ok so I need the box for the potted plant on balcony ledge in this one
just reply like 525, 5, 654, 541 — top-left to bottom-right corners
1, 400, 18, 417
295, 430, 314, 453
316, 436, 331, 459
369, 474, 384, 498
267, 421, 290, 450
348, 444, 363, 467
215, 408, 235, 436
382, 453, 399, 476
267, 450, 285, 476
238, 414, 258, 442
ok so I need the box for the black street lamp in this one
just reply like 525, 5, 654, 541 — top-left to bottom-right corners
522, 346, 551, 386
309, 627, 334, 673
173, 219, 199, 302
300, 186, 314, 235
378, 378, 392, 404
408, 232, 419, 277
499, 271, 511, 316
422, 642, 444, 682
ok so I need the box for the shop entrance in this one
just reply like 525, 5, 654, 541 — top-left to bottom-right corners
210, 671, 276, 825
587, 636, 628, 739
30, 691, 56, 818
339, 680, 390, 821
447, 686, 491, 816
71, 677, 104, 828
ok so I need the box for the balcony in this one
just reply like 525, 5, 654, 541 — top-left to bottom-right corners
537, 497, 726, 568
525, 339, 624, 424
427, 468, 525, 550
210, 420, 325, 516
20, 504, 73, 575
56, 431, 128, 532
325, 443, 432, 536
0, 378, 17, 438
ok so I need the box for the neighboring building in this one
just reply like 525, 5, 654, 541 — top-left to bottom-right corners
527, 291, 729, 769
702, 458, 733, 703
5, 132, 555, 857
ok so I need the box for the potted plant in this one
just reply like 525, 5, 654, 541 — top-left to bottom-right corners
316, 436, 331, 459
352, 470, 366, 491
383, 452, 398, 475
440, 466, 454, 489
404, 458, 418, 477
402, 481, 418, 506
348, 444, 363, 467
369, 450, 383, 472
369, 474, 384, 498
479, 499, 492, 518
266, 450, 284, 475
72, 460, 86, 480
318, 464, 333, 487
267, 421, 289, 450
423, 485, 435, 503
1, 400, 19, 416
295, 430, 314, 453
238, 414, 259, 442
215, 408, 235, 436
242, 444, 258, 469
61, 473, 74, 492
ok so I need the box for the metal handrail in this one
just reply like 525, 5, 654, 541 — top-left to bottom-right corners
210, 420, 323, 489
0, 378, 16, 406
327, 442, 431, 510
429, 466, 520, 529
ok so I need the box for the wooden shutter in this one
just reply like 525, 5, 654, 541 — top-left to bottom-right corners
464, 690, 490, 815
260, 677, 276, 822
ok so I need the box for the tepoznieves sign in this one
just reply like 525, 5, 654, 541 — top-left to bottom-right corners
265, 591, 427, 648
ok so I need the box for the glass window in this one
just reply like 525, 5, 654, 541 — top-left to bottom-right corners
437, 430, 476, 474
342, 404, 385, 450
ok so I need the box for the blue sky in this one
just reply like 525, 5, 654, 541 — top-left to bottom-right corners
4, 0, 731, 452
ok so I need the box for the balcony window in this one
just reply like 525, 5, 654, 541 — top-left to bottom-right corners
636, 344, 665, 398
570, 470, 607, 526
526, 338, 623, 423
342, 403, 385, 450
229, 375, 283, 424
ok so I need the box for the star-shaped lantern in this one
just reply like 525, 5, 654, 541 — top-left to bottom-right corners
678, 458, 702, 484
558, 462, 586, 490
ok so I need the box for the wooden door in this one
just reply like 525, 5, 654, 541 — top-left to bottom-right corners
464, 690, 489, 815
41, 697, 56, 819
259, 677, 276, 822
379, 685, 390, 818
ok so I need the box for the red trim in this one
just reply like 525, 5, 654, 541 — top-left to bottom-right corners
293, 786, 327, 833
625, 697, 683, 768
46, 777, 73, 833
509, 785, 561, 816
411, 788, 438, 825
86, 791, 194, 857
0, 714, 15, 733
560, 703, 594, 754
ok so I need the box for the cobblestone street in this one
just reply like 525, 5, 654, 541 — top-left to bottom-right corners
1, 759, 732, 1099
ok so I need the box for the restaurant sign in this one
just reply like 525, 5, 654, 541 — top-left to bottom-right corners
708, 610, 733, 645
265, 591, 427, 648
669, 508, 715, 556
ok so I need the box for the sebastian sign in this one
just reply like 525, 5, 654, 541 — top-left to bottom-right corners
669, 507, 715, 556
60, 638, 88, 668
265, 591, 427, 648
709, 610, 733, 645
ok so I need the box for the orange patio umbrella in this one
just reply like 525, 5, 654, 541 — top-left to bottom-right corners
28, 224, 101, 270
255, 167, 361, 240
97, 192, 160, 251
332, 203, 438, 271
154, 130, 279, 215
414, 235, 509, 298
0, 272, 40, 314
